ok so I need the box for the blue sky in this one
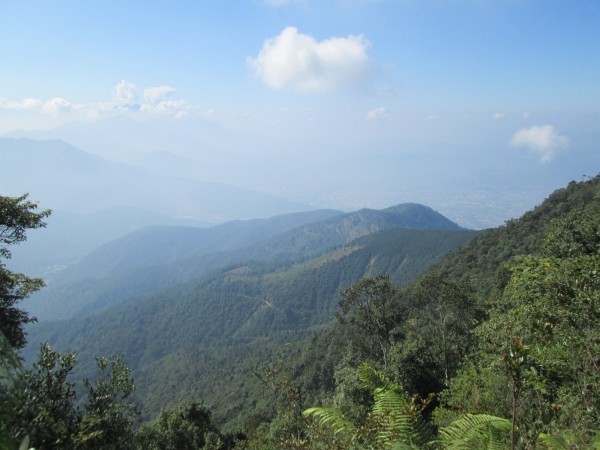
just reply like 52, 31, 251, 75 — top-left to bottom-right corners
1, 0, 599, 227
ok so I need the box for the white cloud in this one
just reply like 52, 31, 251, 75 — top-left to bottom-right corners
366, 106, 386, 120
248, 27, 372, 92
0, 97, 42, 110
0, 96, 82, 114
144, 85, 176, 103
113, 80, 138, 105
510, 124, 569, 163
522, 112, 531, 120
0, 80, 192, 123
492, 112, 505, 120
42, 97, 83, 114
141, 99, 187, 114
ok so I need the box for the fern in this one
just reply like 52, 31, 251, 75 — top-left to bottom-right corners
538, 433, 569, 450
303, 407, 356, 437
358, 363, 392, 391
438, 413, 511, 450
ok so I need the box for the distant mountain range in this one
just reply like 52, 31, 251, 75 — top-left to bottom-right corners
0, 137, 311, 222
24, 202, 462, 321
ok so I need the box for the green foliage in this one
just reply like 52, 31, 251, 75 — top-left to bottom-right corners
0, 194, 50, 349
75, 355, 138, 449
0, 331, 29, 450
392, 275, 482, 395
337, 275, 401, 369
440, 182, 600, 448
24, 228, 473, 427
304, 364, 434, 449
136, 400, 240, 449
5, 343, 139, 450
437, 413, 511, 449
252, 362, 309, 447
12, 343, 81, 449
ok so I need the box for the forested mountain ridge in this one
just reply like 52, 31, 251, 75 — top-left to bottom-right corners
277, 175, 599, 448
23, 226, 476, 424
25, 202, 459, 321
428, 177, 600, 298
5, 177, 598, 449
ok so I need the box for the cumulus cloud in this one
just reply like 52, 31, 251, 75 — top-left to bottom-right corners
492, 112, 505, 120
113, 80, 138, 105
144, 85, 176, 103
1, 80, 190, 121
248, 27, 371, 92
510, 125, 569, 163
366, 106, 386, 120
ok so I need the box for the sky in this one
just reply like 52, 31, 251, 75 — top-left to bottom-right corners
1, 0, 599, 228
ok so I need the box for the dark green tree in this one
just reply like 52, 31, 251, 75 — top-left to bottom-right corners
392, 275, 481, 394
10, 343, 80, 450
0, 194, 50, 348
336, 275, 402, 369
442, 205, 599, 448
136, 400, 238, 449
75, 355, 138, 449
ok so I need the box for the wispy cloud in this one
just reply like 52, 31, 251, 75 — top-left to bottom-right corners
248, 27, 372, 92
492, 112, 505, 120
510, 124, 568, 163
143, 86, 176, 103
0, 96, 83, 114
366, 106, 386, 120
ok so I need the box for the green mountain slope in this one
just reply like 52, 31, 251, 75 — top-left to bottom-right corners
26, 203, 460, 320
23, 226, 475, 423
429, 177, 600, 299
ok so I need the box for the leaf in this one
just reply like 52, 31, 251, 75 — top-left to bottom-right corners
439, 413, 511, 450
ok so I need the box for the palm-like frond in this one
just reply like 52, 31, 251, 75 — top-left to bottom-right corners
358, 363, 392, 391
538, 433, 569, 450
371, 383, 433, 448
438, 413, 511, 450
303, 407, 356, 437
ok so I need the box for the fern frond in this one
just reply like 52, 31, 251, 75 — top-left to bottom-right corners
439, 413, 511, 450
538, 432, 569, 450
373, 387, 407, 414
358, 363, 391, 390
303, 407, 356, 436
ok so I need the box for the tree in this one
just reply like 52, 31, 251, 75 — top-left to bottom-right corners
0, 194, 50, 348
336, 275, 401, 369
392, 275, 481, 394
11, 343, 80, 450
444, 205, 600, 448
136, 400, 239, 449
75, 355, 138, 449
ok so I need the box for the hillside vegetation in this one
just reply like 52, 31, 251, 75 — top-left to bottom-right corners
3, 176, 598, 449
